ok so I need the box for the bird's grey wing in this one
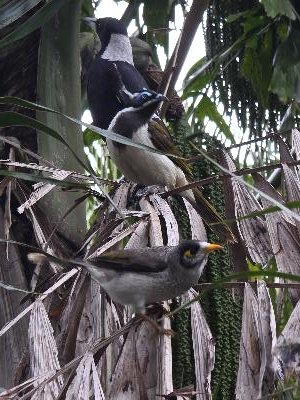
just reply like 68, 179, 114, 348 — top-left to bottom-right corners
87, 247, 170, 273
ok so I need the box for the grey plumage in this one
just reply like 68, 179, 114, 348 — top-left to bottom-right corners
85, 241, 221, 313
28, 241, 222, 314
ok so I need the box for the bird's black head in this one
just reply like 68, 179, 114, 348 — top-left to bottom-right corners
178, 240, 222, 269
118, 88, 164, 109
95, 17, 128, 48
110, 89, 166, 140
83, 17, 128, 49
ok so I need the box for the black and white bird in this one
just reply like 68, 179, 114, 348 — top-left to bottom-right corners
86, 17, 148, 129
107, 89, 235, 242
85, 17, 234, 242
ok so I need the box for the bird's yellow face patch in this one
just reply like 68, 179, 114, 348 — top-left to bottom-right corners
183, 249, 195, 258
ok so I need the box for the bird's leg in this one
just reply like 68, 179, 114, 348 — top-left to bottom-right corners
146, 302, 174, 319
131, 301, 174, 336
135, 313, 175, 337
134, 303, 175, 336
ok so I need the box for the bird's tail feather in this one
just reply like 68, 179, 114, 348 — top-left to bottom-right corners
190, 188, 235, 243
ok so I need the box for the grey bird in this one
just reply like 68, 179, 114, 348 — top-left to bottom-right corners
28, 241, 222, 314
83, 240, 222, 314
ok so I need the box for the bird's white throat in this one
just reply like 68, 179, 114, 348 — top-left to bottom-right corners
101, 33, 133, 64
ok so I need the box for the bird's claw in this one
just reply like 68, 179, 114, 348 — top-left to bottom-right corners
132, 185, 163, 200
160, 328, 176, 337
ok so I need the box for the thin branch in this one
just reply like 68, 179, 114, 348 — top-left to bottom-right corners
121, 0, 142, 27
0, 135, 55, 167
158, 0, 210, 118
160, 159, 300, 198
195, 282, 300, 290
224, 131, 290, 151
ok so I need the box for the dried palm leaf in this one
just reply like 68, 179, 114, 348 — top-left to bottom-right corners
277, 135, 295, 165
236, 284, 261, 399
0, 375, 50, 399
125, 219, 149, 250
253, 173, 300, 303
107, 326, 149, 399
257, 281, 276, 397
156, 303, 173, 397
274, 298, 300, 378
139, 196, 174, 396
292, 129, 300, 173
86, 220, 143, 260
224, 153, 272, 265
65, 351, 105, 400
0, 206, 28, 389
282, 163, 300, 236
57, 273, 90, 365
17, 169, 72, 214
85, 183, 141, 257
139, 197, 163, 246
0, 159, 111, 186
183, 198, 207, 241
0, 268, 79, 338
150, 194, 179, 245
183, 289, 214, 400
28, 299, 63, 399
135, 320, 159, 399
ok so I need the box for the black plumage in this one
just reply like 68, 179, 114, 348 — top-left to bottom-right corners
87, 17, 148, 129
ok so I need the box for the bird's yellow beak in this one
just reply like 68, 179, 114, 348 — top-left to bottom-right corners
203, 243, 223, 254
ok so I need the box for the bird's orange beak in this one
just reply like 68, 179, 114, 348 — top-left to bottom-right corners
203, 243, 223, 254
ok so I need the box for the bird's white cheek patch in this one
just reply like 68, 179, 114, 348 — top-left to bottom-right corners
101, 34, 133, 64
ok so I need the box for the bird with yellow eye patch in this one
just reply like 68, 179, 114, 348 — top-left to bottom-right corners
29, 241, 222, 316
78, 240, 222, 315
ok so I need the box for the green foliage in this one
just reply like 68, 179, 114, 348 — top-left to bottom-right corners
261, 0, 296, 19
0, 96, 166, 157
183, 58, 219, 99
143, 0, 170, 53
192, 0, 297, 138
194, 95, 235, 143
270, 27, 300, 102
0, 0, 73, 49
0, 0, 42, 29
240, 29, 273, 107
171, 299, 194, 389
170, 115, 199, 389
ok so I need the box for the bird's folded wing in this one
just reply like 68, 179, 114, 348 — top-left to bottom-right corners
148, 118, 192, 177
88, 247, 169, 273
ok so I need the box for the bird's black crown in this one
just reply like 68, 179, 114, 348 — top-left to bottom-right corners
96, 17, 127, 44
118, 88, 163, 109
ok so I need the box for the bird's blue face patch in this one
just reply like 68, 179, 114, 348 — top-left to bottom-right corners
132, 90, 156, 107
